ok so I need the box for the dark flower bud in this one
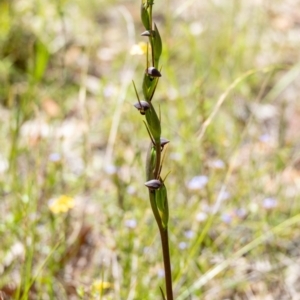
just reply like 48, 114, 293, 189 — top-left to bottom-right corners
160, 138, 170, 150
145, 179, 161, 190
160, 138, 170, 147
146, 67, 161, 77
133, 101, 150, 115
141, 30, 155, 37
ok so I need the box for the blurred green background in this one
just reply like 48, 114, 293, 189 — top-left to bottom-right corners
1, 0, 300, 299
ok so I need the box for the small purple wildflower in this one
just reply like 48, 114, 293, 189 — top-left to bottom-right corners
187, 175, 208, 190
48, 153, 61, 162
124, 219, 137, 229
178, 242, 187, 250
220, 190, 230, 201
184, 230, 195, 239
157, 269, 165, 278
103, 84, 116, 97
262, 198, 277, 209
234, 208, 247, 219
259, 134, 271, 143
210, 159, 225, 169
105, 165, 117, 175
221, 213, 232, 224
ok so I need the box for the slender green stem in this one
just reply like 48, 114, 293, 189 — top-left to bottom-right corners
159, 228, 174, 300
154, 141, 161, 179
149, 190, 173, 300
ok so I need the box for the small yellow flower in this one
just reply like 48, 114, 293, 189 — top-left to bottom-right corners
130, 42, 147, 55
48, 195, 75, 214
91, 279, 112, 294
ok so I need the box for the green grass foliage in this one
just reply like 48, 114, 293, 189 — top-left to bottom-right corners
1, 0, 300, 299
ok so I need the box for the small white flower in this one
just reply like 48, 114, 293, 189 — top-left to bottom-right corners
126, 185, 136, 195
196, 212, 208, 222
189, 22, 203, 36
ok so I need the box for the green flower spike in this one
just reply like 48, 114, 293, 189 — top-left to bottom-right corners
133, 0, 174, 297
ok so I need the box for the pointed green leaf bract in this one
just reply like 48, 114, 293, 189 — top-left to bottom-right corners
142, 74, 159, 102
146, 143, 156, 181
145, 104, 161, 143
141, 0, 150, 30
155, 183, 169, 228
153, 23, 162, 69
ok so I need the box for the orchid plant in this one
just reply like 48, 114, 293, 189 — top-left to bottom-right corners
132, 1, 174, 299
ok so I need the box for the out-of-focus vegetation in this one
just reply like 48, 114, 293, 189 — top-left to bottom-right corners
1, 0, 300, 299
